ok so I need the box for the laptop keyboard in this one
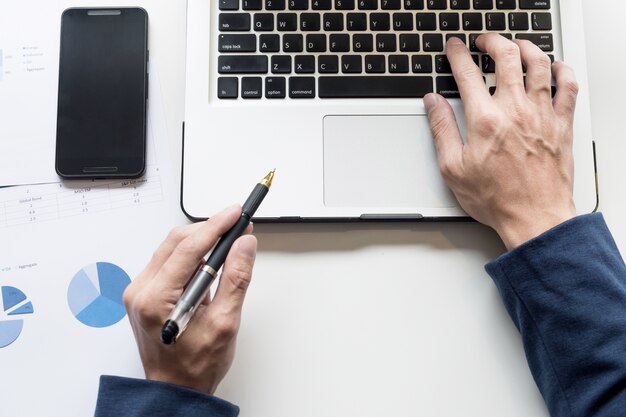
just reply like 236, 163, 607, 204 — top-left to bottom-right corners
216, 0, 554, 99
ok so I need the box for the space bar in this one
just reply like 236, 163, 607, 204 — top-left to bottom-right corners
318, 76, 434, 98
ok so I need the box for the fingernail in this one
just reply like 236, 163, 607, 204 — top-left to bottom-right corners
448, 36, 464, 46
423, 93, 438, 114
237, 235, 257, 259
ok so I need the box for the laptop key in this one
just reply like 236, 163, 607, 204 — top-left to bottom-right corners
219, 13, 251, 31
260, 34, 280, 51
358, 0, 378, 10
242, 77, 263, 98
404, 0, 425, 9
288, 0, 308, 9
336, 0, 356, 10
301, 13, 321, 31
463, 13, 483, 31
486, 13, 506, 30
382, 0, 402, 9
319, 55, 339, 73
283, 34, 304, 52
341, 55, 363, 73
265, 77, 286, 98
496, 0, 515, 9
411, 55, 432, 73
399, 34, 420, 51
277, 13, 298, 31
330, 34, 351, 51
376, 34, 397, 52
243, 0, 263, 9
436, 76, 460, 98
254, 13, 275, 31
416, 13, 437, 31
218, 77, 238, 98
509, 13, 529, 31
365, 55, 386, 73
473, 0, 493, 10
427, 0, 446, 9
440, 13, 461, 31
532, 13, 552, 30
393, 13, 414, 30
451, 0, 470, 9
295, 55, 316, 73
220, 0, 240, 11
354, 34, 374, 52
289, 77, 316, 98
312, 0, 333, 9
265, 0, 286, 10
271, 55, 292, 73
218, 55, 268, 73
318, 76, 433, 98
370, 13, 391, 31
520, 0, 550, 9
423, 33, 444, 51
516, 33, 553, 51
347, 13, 367, 30
306, 34, 327, 52
389, 55, 409, 73
324, 13, 344, 31
218, 34, 257, 52
435, 55, 451, 73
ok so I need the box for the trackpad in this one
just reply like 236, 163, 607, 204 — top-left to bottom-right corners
323, 115, 457, 208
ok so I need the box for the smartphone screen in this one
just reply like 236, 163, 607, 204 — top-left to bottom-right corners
56, 8, 148, 179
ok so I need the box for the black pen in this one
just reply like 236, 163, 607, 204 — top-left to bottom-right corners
161, 170, 275, 344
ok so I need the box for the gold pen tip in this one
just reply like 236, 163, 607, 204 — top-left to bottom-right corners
261, 169, 275, 188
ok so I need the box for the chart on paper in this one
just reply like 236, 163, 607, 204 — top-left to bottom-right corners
67, 262, 131, 328
0, 169, 164, 228
0, 286, 34, 348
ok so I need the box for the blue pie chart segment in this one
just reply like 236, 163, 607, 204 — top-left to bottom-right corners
0, 286, 33, 348
67, 262, 131, 328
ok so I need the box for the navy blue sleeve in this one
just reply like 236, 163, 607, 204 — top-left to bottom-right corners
94, 376, 239, 417
485, 213, 626, 417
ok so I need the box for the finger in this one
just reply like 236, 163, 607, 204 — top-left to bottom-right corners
136, 222, 208, 286
552, 61, 579, 122
209, 235, 257, 318
153, 204, 243, 290
514, 40, 553, 105
445, 37, 491, 110
476, 33, 524, 94
424, 93, 464, 183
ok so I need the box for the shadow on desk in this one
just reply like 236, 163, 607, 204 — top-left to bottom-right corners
254, 221, 506, 260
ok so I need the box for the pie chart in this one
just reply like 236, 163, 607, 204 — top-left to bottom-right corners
67, 262, 131, 328
0, 286, 34, 348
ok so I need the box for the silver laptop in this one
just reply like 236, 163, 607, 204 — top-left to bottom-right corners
182, 0, 597, 221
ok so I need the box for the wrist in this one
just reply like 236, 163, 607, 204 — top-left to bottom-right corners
495, 209, 576, 251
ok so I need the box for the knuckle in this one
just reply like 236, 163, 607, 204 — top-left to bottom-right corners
227, 262, 253, 293
430, 111, 454, 138
167, 226, 189, 244
439, 158, 458, 182
475, 112, 501, 135
122, 284, 135, 309
212, 316, 238, 338
174, 235, 202, 256
532, 54, 552, 71
499, 43, 520, 60
562, 80, 580, 97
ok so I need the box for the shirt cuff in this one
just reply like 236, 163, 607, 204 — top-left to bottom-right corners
94, 375, 239, 417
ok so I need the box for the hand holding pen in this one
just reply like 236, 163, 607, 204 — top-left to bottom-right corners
122, 171, 273, 393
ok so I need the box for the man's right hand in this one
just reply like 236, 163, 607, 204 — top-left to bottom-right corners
424, 34, 580, 250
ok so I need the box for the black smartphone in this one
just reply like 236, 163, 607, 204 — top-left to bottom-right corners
56, 8, 148, 179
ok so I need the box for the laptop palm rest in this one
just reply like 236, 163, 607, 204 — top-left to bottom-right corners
323, 115, 457, 209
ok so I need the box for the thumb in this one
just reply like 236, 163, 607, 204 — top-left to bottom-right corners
424, 93, 464, 181
211, 234, 257, 315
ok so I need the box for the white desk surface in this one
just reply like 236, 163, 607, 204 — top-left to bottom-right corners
21, 1, 626, 416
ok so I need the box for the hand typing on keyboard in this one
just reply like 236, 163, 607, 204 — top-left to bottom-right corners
425, 33, 578, 250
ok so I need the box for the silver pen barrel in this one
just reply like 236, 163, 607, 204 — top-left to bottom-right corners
161, 265, 217, 344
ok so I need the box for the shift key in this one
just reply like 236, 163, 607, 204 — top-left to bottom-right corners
218, 56, 268, 74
